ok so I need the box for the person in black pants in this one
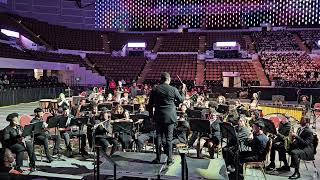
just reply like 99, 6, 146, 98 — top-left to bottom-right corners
93, 111, 119, 154
87, 104, 99, 149
58, 108, 88, 157
288, 117, 314, 179
266, 116, 291, 171
31, 108, 61, 162
148, 72, 186, 165
3, 113, 36, 172
172, 104, 189, 146
136, 105, 154, 152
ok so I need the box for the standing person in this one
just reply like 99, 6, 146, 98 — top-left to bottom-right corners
148, 72, 186, 165
129, 81, 139, 98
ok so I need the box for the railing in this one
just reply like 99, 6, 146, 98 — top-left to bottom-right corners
0, 87, 64, 107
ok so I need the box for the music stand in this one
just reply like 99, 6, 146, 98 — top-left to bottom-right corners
22, 121, 43, 137
189, 119, 211, 158
47, 116, 66, 158
133, 104, 140, 112
98, 103, 112, 111
217, 104, 229, 114
193, 107, 208, 112
187, 110, 202, 120
122, 105, 134, 113
113, 122, 133, 134
112, 101, 119, 107
69, 117, 88, 154
111, 114, 124, 120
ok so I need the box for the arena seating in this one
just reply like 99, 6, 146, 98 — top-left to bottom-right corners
205, 60, 259, 87
87, 54, 146, 81
0, 43, 33, 60
10, 14, 103, 51
251, 31, 300, 51
108, 32, 158, 51
298, 30, 320, 50
144, 54, 197, 85
205, 32, 246, 50
158, 33, 199, 52
260, 53, 320, 87
0, 74, 64, 89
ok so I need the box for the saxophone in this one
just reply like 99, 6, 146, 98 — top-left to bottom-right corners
284, 122, 294, 151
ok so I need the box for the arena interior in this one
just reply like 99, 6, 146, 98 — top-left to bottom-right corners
0, 0, 320, 180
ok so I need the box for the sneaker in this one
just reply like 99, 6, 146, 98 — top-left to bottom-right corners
276, 165, 290, 172
81, 150, 89, 156
67, 150, 74, 158
266, 162, 275, 171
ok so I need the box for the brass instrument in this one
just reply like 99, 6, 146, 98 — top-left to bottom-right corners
284, 121, 295, 151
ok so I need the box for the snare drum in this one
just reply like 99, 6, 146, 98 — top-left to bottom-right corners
39, 99, 52, 111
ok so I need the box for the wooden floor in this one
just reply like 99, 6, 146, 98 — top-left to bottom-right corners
0, 101, 319, 180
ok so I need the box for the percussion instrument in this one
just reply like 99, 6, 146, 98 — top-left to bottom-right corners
50, 99, 59, 110
258, 104, 304, 122
39, 99, 52, 111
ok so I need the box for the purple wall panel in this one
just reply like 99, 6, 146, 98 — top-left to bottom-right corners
61, 8, 83, 16
32, 5, 60, 14
32, 0, 60, 7
6, 0, 96, 30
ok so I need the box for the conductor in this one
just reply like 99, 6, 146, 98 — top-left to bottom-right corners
148, 72, 186, 165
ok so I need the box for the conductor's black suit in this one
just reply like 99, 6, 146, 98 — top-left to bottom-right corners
148, 83, 184, 164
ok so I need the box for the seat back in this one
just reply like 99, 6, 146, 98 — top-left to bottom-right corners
20, 115, 32, 128
314, 103, 320, 116
42, 112, 53, 122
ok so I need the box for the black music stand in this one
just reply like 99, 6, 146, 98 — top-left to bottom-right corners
220, 122, 239, 180
187, 110, 202, 120
23, 121, 44, 161
113, 122, 133, 134
122, 105, 134, 113
189, 119, 211, 158
217, 104, 229, 114
80, 105, 91, 112
193, 107, 208, 112
47, 116, 67, 159
111, 114, 124, 120
112, 101, 119, 107
133, 104, 140, 112
98, 103, 112, 111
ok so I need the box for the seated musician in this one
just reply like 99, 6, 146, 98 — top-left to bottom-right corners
248, 110, 260, 127
266, 115, 291, 171
87, 104, 99, 149
141, 84, 150, 96
58, 107, 88, 157
250, 93, 259, 110
195, 103, 221, 159
222, 117, 250, 172
120, 91, 130, 105
3, 113, 36, 172
93, 111, 118, 154
57, 93, 70, 109
288, 117, 314, 179
183, 94, 191, 108
217, 95, 226, 105
31, 108, 61, 162
136, 104, 149, 116
113, 104, 124, 115
136, 105, 155, 152
114, 110, 133, 150
239, 121, 268, 165
194, 95, 205, 107
172, 104, 190, 146
106, 93, 114, 102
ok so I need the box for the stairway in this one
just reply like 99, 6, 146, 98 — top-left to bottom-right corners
102, 34, 111, 53
152, 37, 163, 53
198, 36, 206, 53
293, 33, 310, 53
137, 60, 153, 84
243, 34, 256, 54
195, 60, 205, 85
251, 55, 270, 86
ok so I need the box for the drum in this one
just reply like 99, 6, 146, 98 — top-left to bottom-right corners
39, 99, 52, 111
50, 99, 59, 110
